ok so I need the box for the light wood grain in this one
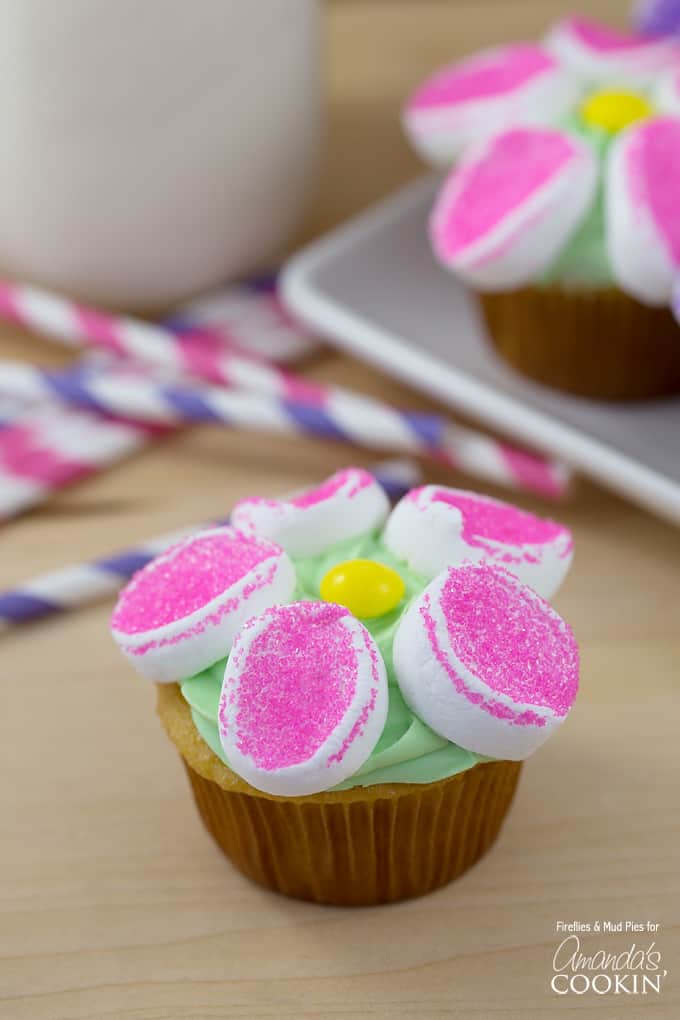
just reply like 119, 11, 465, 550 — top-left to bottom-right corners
1, 2, 679, 1017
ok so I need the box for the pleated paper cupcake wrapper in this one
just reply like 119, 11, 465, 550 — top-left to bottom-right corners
183, 757, 522, 906
480, 286, 680, 401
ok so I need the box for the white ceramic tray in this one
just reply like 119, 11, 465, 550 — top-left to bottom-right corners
282, 175, 680, 525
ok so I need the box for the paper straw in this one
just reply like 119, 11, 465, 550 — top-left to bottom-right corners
0, 280, 568, 498
0, 394, 31, 429
0, 459, 422, 630
0, 270, 315, 520
0, 270, 316, 519
0, 358, 569, 498
163, 273, 319, 364
0, 355, 162, 520
0, 405, 150, 521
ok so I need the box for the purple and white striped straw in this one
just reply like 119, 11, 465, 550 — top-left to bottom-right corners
0, 279, 569, 499
0, 358, 569, 498
0, 404, 151, 521
0, 459, 421, 630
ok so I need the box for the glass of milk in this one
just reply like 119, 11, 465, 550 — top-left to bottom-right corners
0, 0, 320, 309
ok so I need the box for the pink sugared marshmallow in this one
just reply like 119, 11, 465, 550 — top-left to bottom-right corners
607, 116, 680, 305
231, 467, 390, 558
393, 563, 579, 761
429, 127, 597, 291
218, 601, 388, 796
655, 69, 680, 117
383, 486, 572, 599
110, 527, 295, 681
403, 43, 579, 167
545, 16, 680, 86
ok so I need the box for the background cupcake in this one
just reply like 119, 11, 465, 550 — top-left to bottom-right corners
404, 16, 680, 400
111, 468, 579, 905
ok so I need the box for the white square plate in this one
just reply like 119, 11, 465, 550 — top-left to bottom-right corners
282, 175, 680, 525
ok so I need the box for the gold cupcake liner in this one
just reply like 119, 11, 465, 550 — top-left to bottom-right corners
157, 683, 522, 905
184, 756, 521, 905
480, 286, 680, 401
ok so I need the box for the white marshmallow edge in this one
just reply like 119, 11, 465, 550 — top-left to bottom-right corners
218, 602, 389, 796
231, 466, 390, 558
110, 528, 296, 682
430, 128, 599, 291
607, 117, 680, 305
383, 486, 573, 599
392, 564, 579, 761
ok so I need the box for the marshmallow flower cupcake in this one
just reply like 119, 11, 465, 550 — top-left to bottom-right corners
404, 16, 680, 399
111, 467, 579, 905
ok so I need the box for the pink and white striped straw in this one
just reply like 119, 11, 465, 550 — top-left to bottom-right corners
0, 405, 150, 521
0, 280, 569, 499
0, 275, 316, 522
0, 358, 570, 498
0, 459, 422, 631
165, 275, 319, 364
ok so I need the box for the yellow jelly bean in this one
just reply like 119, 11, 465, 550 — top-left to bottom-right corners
580, 89, 653, 135
319, 559, 405, 619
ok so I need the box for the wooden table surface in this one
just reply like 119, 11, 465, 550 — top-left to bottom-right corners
2, 2, 679, 1017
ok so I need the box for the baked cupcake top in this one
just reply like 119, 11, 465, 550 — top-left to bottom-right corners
111, 468, 579, 796
403, 16, 680, 312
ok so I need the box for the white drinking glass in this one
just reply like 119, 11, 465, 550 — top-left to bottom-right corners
0, 0, 321, 308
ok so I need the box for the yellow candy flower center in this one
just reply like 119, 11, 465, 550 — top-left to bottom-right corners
320, 559, 405, 619
580, 89, 653, 135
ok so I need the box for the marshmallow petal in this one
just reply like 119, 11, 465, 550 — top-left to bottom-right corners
218, 602, 388, 796
545, 16, 680, 86
110, 527, 295, 681
403, 43, 579, 167
393, 564, 579, 761
232, 467, 390, 558
430, 127, 597, 291
654, 67, 680, 116
383, 486, 573, 599
607, 116, 680, 304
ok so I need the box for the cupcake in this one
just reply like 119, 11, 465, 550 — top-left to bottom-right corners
403, 17, 680, 400
110, 467, 579, 905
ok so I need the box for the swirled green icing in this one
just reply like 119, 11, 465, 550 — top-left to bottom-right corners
540, 109, 627, 290
540, 191, 612, 289
180, 530, 487, 791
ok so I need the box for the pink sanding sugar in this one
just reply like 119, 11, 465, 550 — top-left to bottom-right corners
628, 118, 680, 263
433, 129, 576, 257
111, 530, 278, 635
429, 489, 570, 550
233, 468, 373, 518
569, 16, 650, 52
231, 603, 360, 771
408, 45, 555, 112
430, 564, 578, 718
127, 562, 279, 656
289, 467, 372, 508
327, 628, 380, 765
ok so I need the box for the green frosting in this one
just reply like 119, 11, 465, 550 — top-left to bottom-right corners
180, 530, 486, 791
540, 190, 612, 289
539, 111, 617, 290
